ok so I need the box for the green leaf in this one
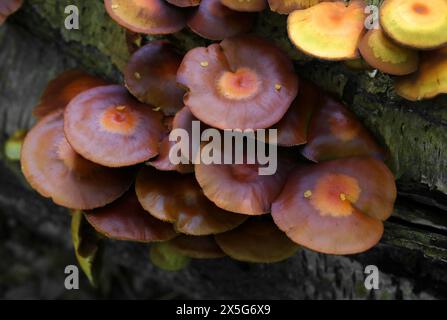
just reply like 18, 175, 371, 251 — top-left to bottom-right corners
150, 242, 190, 272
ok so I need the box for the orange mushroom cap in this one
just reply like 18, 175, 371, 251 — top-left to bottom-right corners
380, 0, 447, 50
21, 111, 134, 210
287, 0, 366, 60
166, 0, 201, 7
104, 0, 186, 35
124, 41, 185, 116
215, 219, 299, 263
136, 167, 247, 235
268, 0, 328, 14
272, 157, 397, 255
301, 94, 387, 162
177, 35, 299, 130
188, 0, 256, 40
395, 48, 447, 101
64, 85, 164, 167
168, 235, 226, 259
0, 0, 23, 25
85, 191, 177, 242
359, 28, 419, 76
220, 0, 267, 12
33, 70, 109, 119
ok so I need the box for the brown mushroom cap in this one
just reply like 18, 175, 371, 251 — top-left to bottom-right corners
272, 157, 397, 255
124, 41, 185, 116
104, 0, 186, 35
166, 0, 201, 7
287, 0, 366, 60
301, 94, 387, 162
64, 85, 164, 167
395, 48, 447, 101
85, 191, 177, 242
33, 70, 109, 119
0, 0, 23, 25
187, 0, 255, 40
215, 219, 299, 263
168, 235, 226, 258
21, 110, 134, 210
358, 28, 419, 76
220, 0, 267, 12
268, 0, 328, 14
380, 0, 447, 50
177, 35, 299, 130
136, 167, 247, 235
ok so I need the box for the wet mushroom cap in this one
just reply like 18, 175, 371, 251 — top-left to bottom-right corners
301, 94, 388, 162
358, 28, 419, 76
177, 35, 299, 130
220, 0, 267, 12
0, 0, 23, 25
395, 48, 447, 101
268, 0, 328, 14
166, 0, 201, 7
215, 219, 299, 263
21, 110, 134, 210
136, 167, 247, 235
187, 0, 256, 40
287, 0, 366, 60
85, 191, 177, 242
64, 85, 164, 167
272, 157, 397, 255
124, 41, 185, 116
168, 235, 226, 258
33, 70, 109, 119
104, 0, 186, 35
380, 0, 447, 50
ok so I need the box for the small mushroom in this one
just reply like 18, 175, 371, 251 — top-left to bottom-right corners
268, 0, 327, 14
33, 70, 109, 119
4, 129, 26, 161
394, 48, 447, 101
168, 235, 226, 259
301, 94, 388, 162
287, 0, 366, 60
220, 0, 267, 12
188, 0, 256, 40
358, 27, 419, 76
380, 0, 447, 50
85, 191, 177, 242
166, 0, 201, 7
124, 41, 185, 116
104, 0, 186, 35
272, 157, 397, 255
150, 242, 190, 271
136, 167, 247, 235
21, 110, 134, 210
177, 35, 299, 130
215, 219, 299, 263
64, 85, 165, 167
0, 0, 23, 25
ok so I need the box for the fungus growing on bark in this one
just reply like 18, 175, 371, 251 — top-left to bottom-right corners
64, 85, 164, 167
359, 28, 419, 76
272, 157, 397, 255
104, 0, 186, 35
168, 235, 226, 258
166, 0, 201, 7
301, 95, 387, 162
21, 111, 134, 210
268, 0, 327, 14
215, 219, 299, 263
124, 41, 185, 116
220, 0, 267, 12
287, 0, 366, 60
0, 0, 23, 25
394, 48, 447, 101
380, 0, 447, 50
33, 70, 109, 119
85, 191, 177, 242
177, 35, 299, 130
187, 0, 255, 40
136, 167, 247, 235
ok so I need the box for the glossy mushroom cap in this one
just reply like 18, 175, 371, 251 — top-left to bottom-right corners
380, 0, 447, 50
215, 219, 299, 263
85, 191, 177, 242
395, 48, 447, 101
301, 94, 388, 162
166, 0, 201, 7
288, 0, 366, 60
168, 235, 226, 259
272, 157, 397, 255
359, 28, 419, 76
220, 0, 267, 12
268, 0, 327, 14
187, 0, 255, 40
104, 0, 186, 35
136, 167, 247, 235
0, 0, 23, 25
177, 35, 299, 130
21, 111, 134, 210
124, 41, 185, 116
64, 85, 165, 167
33, 70, 109, 119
